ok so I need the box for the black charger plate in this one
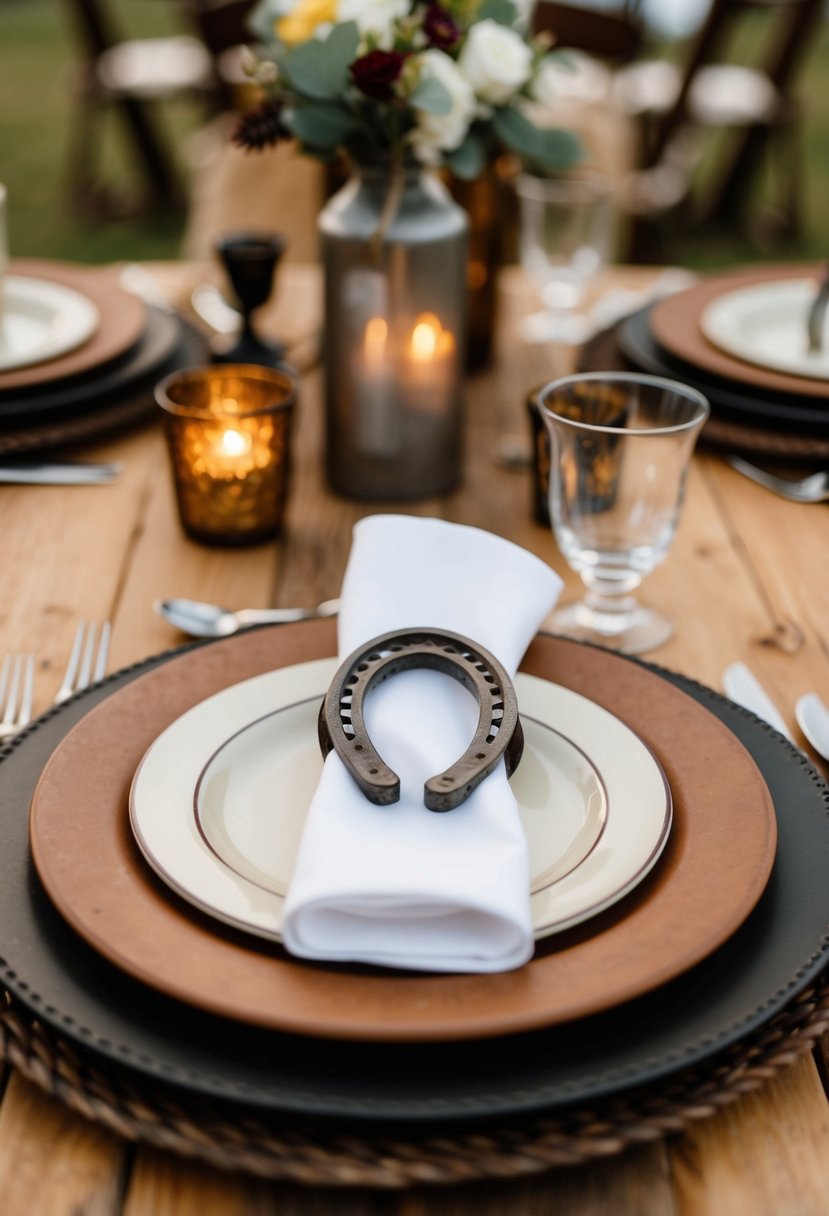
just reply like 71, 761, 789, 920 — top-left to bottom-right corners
618, 308, 829, 430
0, 637, 827, 1126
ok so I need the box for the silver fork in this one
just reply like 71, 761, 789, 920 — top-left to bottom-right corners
0, 654, 35, 739
727, 456, 829, 503
54, 621, 111, 705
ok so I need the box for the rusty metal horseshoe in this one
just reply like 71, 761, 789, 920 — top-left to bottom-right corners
317, 628, 523, 812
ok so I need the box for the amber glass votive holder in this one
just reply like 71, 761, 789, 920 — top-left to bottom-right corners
156, 364, 296, 547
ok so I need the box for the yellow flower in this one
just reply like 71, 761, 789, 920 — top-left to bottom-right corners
277, 0, 338, 46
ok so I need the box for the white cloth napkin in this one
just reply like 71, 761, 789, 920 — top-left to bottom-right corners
282, 515, 563, 973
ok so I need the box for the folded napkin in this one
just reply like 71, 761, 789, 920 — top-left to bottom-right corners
282, 516, 563, 973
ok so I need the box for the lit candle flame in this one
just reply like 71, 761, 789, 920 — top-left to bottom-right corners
218, 427, 251, 458
410, 313, 442, 363
363, 316, 388, 366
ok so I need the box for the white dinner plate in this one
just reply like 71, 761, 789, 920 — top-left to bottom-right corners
130, 660, 671, 944
0, 275, 99, 372
700, 278, 829, 380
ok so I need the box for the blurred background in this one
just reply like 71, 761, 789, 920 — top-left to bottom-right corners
0, 0, 827, 270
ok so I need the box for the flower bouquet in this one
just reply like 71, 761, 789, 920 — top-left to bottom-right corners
236, 0, 581, 178
233, 2, 582, 503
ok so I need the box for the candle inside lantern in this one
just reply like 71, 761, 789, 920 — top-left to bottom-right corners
354, 315, 400, 456
405, 313, 456, 414
365, 316, 387, 364
156, 365, 296, 548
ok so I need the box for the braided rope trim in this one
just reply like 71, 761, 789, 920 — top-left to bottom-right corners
3, 977, 829, 1189
0, 392, 157, 458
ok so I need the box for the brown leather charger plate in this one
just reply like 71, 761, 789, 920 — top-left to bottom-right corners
0, 259, 146, 394
650, 264, 827, 400
29, 622, 777, 1043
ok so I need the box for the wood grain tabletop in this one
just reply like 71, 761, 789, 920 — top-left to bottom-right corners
0, 262, 827, 1216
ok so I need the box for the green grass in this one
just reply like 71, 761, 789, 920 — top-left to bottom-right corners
0, 0, 827, 267
658, 10, 829, 268
0, 0, 197, 261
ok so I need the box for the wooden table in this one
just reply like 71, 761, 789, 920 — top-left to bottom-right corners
0, 263, 827, 1216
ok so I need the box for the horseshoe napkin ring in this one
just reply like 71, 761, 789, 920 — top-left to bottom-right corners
318, 628, 523, 812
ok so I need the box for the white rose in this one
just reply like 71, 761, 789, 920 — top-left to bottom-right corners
338, 0, 409, 46
458, 19, 533, 105
411, 49, 477, 162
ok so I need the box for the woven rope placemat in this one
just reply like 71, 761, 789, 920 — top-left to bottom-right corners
578, 324, 829, 461
0, 388, 158, 458
0, 322, 210, 458
3, 976, 829, 1188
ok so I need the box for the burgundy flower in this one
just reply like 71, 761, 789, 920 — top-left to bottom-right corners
350, 50, 408, 101
422, 4, 460, 50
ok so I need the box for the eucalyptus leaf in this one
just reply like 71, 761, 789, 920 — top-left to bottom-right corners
493, 107, 581, 171
532, 127, 583, 171
410, 76, 453, 116
285, 43, 338, 101
287, 103, 358, 151
476, 0, 520, 25
446, 131, 487, 181
284, 21, 359, 100
324, 20, 361, 78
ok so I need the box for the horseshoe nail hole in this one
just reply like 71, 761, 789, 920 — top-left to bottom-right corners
357, 663, 369, 672
354, 744, 364, 751
440, 776, 453, 784
475, 752, 486, 759
369, 767, 379, 775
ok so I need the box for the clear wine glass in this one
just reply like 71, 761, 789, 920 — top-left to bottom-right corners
537, 372, 709, 655
515, 173, 615, 346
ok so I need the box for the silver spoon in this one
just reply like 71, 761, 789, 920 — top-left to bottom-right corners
190, 283, 240, 335
795, 693, 829, 762
154, 597, 340, 638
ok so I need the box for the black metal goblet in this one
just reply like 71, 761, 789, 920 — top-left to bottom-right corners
213, 233, 288, 368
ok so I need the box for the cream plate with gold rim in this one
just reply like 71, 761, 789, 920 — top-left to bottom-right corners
701, 278, 829, 380
130, 659, 671, 944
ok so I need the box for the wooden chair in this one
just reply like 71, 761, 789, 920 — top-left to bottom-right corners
176, 1, 325, 264
62, 0, 218, 218
532, 1, 645, 63
177, 0, 258, 111
619, 0, 823, 256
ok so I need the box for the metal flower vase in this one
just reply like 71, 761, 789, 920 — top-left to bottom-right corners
319, 158, 468, 500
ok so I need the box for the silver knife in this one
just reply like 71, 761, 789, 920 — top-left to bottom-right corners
722, 662, 794, 743
0, 461, 123, 485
